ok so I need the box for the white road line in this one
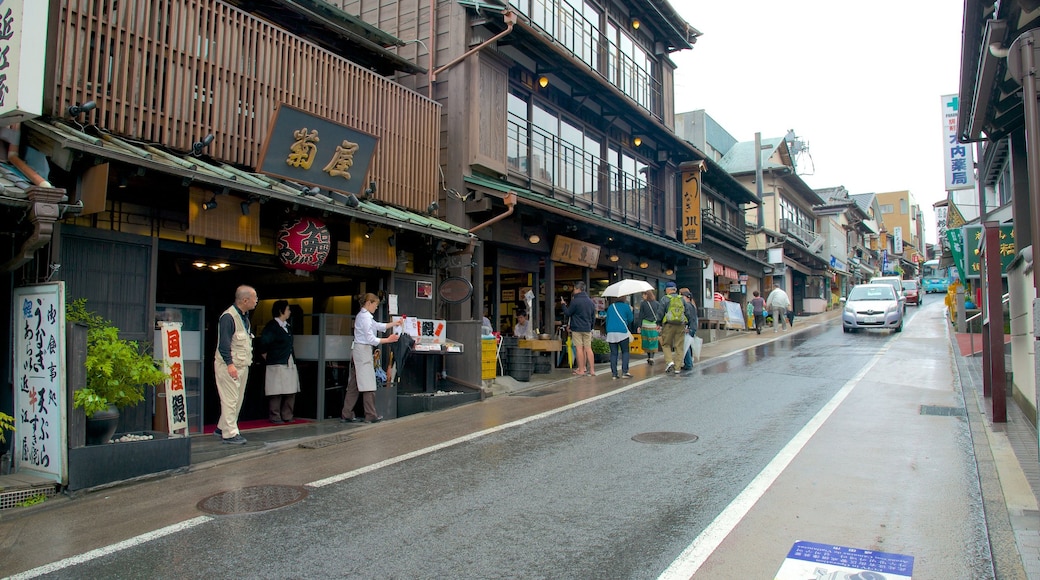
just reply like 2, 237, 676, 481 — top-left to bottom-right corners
7, 516, 212, 579
657, 332, 897, 579
308, 376, 656, 488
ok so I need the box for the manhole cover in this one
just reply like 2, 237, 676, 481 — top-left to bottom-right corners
299, 433, 353, 449
632, 431, 699, 444
920, 405, 966, 417
197, 485, 309, 515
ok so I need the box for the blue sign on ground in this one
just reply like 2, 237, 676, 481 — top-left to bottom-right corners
775, 540, 914, 579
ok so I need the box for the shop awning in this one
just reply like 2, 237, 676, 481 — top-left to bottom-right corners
25, 118, 475, 246
464, 173, 708, 262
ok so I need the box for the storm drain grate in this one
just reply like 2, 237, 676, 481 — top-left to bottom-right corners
298, 433, 353, 449
632, 431, 699, 445
920, 405, 966, 417
197, 485, 309, 515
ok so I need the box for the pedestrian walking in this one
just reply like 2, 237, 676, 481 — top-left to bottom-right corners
750, 290, 767, 335
605, 297, 634, 379
341, 293, 403, 424
637, 289, 661, 366
679, 289, 698, 371
213, 285, 258, 445
765, 283, 791, 332
258, 300, 300, 424
562, 281, 597, 376
657, 282, 687, 374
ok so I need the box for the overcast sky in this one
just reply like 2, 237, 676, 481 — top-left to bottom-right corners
670, 1, 964, 245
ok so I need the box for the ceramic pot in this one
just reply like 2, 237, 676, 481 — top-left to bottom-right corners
85, 405, 120, 445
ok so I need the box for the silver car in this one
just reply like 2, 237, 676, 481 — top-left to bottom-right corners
842, 283, 903, 333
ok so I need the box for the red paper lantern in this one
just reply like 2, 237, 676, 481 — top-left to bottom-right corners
276, 217, 330, 272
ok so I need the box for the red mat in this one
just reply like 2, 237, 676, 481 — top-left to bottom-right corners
203, 418, 312, 434
954, 332, 1010, 357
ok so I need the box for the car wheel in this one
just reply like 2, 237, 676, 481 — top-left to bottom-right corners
843, 326, 849, 333
895, 321, 903, 333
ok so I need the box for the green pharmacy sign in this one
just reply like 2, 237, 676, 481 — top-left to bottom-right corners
961, 224, 1015, 278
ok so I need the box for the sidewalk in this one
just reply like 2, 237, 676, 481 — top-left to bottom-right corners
2, 304, 1038, 578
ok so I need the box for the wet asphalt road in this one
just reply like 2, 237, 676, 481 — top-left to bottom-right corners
31, 309, 951, 579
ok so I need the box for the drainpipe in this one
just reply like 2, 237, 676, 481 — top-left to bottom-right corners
431, 11, 516, 82
1, 123, 67, 271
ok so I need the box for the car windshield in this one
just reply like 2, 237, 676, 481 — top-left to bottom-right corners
848, 285, 895, 301
902, 281, 918, 290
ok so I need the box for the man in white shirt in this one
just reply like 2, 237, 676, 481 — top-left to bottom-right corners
765, 283, 791, 332
513, 311, 532, 339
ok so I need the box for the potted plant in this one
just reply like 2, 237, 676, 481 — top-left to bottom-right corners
66, 299, 169, 445
591, 338, 610, 363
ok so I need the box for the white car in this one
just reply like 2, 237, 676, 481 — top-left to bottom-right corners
869, 276, 906, 314
842, 283, 903, 333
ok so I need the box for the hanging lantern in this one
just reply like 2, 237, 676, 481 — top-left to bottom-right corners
276, 217, 330, 272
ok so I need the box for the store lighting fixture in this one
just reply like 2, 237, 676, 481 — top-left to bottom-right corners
364, 224, 375, 239
67, 100, 96, 118
363, 181, 377, 199
608, 250, 620, 262
633, 136, 643, 147
191, 133, 215, 155
202, 196, 218, 211
192, 260, 229, 271
538, 75, 549, 88
527, 232, 541, 244
638, 259, 649, 269
344, 193, 360, 207
665, 267, 674, 276
631, 18, 640, 30
427, 200, 439, 216
240, 199, 253, 216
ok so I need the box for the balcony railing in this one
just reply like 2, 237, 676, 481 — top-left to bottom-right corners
779, 218, 818, 248
508, 119, 662, 232
702, 211, 747, 246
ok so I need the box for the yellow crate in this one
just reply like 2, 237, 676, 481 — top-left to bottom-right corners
481, 358, 497, 380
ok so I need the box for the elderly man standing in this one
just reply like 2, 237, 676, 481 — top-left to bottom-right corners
214, 285, 258, 445
765, 283, 791, 333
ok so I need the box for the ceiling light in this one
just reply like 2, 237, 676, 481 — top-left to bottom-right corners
631, 18, 640, 30
609, 252, 620, 263
527, 233, 540, 244
638, 259, 649, 269
538, 75, 549, 88
665, 268, 674, 276
633, 136, 642, 147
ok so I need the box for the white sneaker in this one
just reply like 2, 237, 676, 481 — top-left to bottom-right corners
664, 362, 675, 373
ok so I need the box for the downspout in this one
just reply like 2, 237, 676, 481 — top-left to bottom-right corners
2, 123, 68, 271
430, 11, 516, 82
428, 0, 435, 98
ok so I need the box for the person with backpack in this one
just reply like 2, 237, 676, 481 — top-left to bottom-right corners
637, 289, 661, 366
679, 288, 699, 371
657, 282, 687, 374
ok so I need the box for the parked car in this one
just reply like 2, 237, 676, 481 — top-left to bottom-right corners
901, 279, 920, 306
842, 283, 903, 333
869, 275, 906, 313
922, 277, 949, 293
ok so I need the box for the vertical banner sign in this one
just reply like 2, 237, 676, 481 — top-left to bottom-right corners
947, 227, 966, 282
0, 0, 50, 124
13, 283, 66, 484
893, 226, 903, 254
941, 94, 976, 191
935, 205, 948, 255
680, 162, 703, 244
158, 322, 188, 434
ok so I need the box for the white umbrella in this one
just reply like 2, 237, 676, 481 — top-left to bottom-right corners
601, 279, 654, 298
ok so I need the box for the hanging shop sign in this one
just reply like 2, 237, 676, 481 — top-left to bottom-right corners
713, 262, 739, 280
257, 104, 379, 196
962, 224, 1014, 278
0, 0, 49, 123
680, 161, 705, 244
277, 217, 331, 272
940, 94, 975, 192
551, 235, 600, 268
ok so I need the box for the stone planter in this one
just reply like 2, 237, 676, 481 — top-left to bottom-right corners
67, 431, 191, 491
84, 405, 120, 445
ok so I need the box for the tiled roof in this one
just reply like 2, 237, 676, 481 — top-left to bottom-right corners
25, 118, 474, 243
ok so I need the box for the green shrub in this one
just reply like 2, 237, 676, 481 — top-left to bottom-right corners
66, 299, 169, 417
591, 338, 609, 355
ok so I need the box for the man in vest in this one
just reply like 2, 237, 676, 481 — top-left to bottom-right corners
658, 282, 686, 374
214, 285, 258, 445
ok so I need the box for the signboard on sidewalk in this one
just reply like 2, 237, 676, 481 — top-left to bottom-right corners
13, 283, 67, 484
157, 322, 188, 434
775, 540, 913, 579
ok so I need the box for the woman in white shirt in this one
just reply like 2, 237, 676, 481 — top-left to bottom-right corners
341, 293, 402, 423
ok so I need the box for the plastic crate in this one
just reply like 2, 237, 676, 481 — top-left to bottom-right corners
481, 358, 497, 380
